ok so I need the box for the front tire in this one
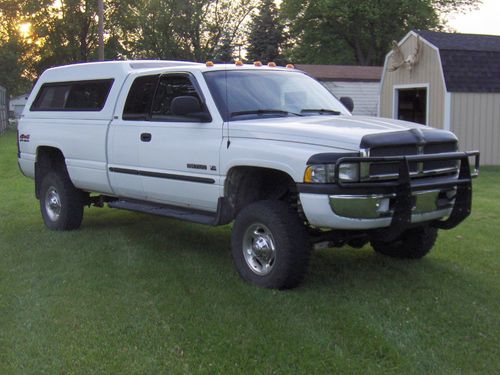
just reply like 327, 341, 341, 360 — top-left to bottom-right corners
371, 225, 438, 259
231, 200, 310, 289
40, 171, 85, 230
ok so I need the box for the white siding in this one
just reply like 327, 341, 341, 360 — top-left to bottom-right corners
322, 81, 380, 117
9, 94, 29, 114
451, 92, 500, 165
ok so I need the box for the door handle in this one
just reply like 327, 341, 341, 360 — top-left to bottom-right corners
140, 133, 152, 142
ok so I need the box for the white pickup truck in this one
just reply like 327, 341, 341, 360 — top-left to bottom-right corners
18, 60, 479, 289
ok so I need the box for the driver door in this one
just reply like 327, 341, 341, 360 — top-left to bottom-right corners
139, 73, 223, 212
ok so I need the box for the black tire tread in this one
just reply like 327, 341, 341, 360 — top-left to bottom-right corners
40, 170, 85, 231
371, 225, 438, 259
231, 200, 310, 289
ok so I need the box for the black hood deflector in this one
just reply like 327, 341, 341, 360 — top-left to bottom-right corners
360, 128, 458, 149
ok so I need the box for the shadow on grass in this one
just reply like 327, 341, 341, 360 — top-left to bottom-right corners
79, 206, 492, 303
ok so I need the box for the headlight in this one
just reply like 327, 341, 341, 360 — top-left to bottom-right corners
304, 164, 336, 183
338, 163, 360, 182
304, 163, 359, 183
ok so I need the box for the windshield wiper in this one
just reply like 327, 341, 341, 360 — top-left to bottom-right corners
300, 108, 341, 115
230, 109, 303, 117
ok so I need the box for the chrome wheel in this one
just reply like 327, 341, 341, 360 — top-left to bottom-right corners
45, 186, 62, 222
242, 223, 276, 276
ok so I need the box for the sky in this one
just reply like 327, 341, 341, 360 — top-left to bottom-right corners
444, 0, 500, 35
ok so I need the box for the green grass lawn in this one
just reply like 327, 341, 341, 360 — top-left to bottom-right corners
1, 130, 499, 374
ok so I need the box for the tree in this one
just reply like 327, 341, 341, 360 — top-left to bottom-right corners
281, 0, 481, 66
0, 36, 32, 96
31, 0, 134, 75
0, 0, 258, 91
246, 0, 286, 64
213, 34, 235, 62
127, 0, 258, 62
0, 0, 53, 94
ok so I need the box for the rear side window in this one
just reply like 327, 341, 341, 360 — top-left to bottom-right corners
31, 79, 114, 111
123, 75, 159, 120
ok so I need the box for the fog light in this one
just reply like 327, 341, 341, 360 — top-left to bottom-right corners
375, 198, 391, 215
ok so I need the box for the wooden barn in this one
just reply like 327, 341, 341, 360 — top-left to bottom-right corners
379, 30, 500, 165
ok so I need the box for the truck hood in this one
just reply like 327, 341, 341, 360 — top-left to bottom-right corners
228, 115, 448, 151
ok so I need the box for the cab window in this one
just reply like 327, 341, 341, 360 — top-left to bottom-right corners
150, 75, 207, 122
123, 75, 159, 120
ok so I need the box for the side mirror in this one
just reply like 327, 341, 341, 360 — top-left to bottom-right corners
340, 96, 354, 113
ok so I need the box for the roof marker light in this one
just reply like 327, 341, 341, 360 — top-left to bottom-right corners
268, 62, 277, 67
254, 61, 263, 67
206, 61, 214, 67
286, 64, 295, 69
235, 60, 244, 66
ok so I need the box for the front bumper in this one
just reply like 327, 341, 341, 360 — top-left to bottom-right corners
299, 193, 453, 230
297, 151, 479, 232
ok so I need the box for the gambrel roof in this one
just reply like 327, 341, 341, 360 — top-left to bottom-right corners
415, 30, 500, 93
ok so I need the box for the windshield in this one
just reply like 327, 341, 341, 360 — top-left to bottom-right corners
203, 70, 350, 121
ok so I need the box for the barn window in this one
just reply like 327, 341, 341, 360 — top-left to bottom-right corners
396, 87, 427, 125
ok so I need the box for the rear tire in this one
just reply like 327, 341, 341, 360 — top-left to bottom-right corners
371, 225, 438, 259
39, 171, 85, 230
231, 200, 311, 289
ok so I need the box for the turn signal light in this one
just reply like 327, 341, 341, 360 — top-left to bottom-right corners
304, 166, 314, 183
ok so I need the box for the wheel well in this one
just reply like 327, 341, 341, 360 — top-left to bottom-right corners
224, 166, 299, 217
35, 147, 66, 199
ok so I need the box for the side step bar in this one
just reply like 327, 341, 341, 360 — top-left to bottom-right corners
108, 200, 217, 225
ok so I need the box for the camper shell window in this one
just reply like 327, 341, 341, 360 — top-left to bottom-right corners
31, 79, 114, 111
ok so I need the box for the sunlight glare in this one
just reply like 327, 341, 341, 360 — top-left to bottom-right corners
19, 22, 31, 38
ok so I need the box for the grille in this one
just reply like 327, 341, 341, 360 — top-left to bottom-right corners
423, 143, 458, 171
364, 141, 458, 180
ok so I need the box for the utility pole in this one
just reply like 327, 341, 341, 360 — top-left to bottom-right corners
235, 42, 243, 60
98, 0, 104, 60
